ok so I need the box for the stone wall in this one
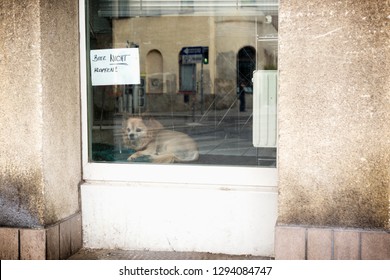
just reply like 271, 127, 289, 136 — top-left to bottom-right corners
278, 0, 390, 229
276, 0, 390, 259
0, 0, 81, 259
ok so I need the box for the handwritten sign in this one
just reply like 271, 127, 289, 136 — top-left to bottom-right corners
90, 48, 140, 86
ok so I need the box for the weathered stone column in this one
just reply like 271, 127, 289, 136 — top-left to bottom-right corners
0, 0, 81, 259
276, 0, 390, 259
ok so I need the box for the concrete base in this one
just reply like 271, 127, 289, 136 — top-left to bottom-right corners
81, 182, 278, 257
0, 213, 82, 260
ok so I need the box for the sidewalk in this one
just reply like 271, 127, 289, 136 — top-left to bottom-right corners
68, 249, 273, 260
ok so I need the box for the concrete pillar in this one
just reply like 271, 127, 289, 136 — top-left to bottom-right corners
276, 0, 390, 259
0, 0, 81, 259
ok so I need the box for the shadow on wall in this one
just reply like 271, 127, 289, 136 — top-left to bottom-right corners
0, 169, 43, 228
0, 196, 41, 228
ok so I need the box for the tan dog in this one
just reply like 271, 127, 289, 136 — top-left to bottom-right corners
122, 117, 199, 163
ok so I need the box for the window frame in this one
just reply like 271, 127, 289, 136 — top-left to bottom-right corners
79, 0, 278, 187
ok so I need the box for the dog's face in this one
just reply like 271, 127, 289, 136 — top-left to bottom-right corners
122, 117, 162, 150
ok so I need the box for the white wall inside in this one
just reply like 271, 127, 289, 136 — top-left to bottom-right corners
81, 181, 278, 257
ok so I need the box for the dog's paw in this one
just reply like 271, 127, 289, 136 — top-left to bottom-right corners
127, 154, 139, 161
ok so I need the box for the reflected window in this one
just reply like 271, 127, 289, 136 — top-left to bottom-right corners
146, 50, 163, 94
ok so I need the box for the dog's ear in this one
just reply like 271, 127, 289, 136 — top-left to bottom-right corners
121, 113, 132, 129
144, 117, 163, 132
121, 115, 127, 129
140, 112, 153, 125
140, 110, 151, 118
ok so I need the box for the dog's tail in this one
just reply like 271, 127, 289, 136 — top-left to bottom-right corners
151, 151, 199, 163
150, 153, 176, 163
179, 150, 199, 162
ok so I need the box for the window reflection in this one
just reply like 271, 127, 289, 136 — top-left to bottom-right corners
88, 0, 278, 166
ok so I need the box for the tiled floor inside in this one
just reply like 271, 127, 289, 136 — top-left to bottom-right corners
69, 249, 273, 260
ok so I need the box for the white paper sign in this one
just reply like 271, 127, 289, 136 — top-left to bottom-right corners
90, 48, 140, 86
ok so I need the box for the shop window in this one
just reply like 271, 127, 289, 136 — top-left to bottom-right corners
83, 0, 278, 174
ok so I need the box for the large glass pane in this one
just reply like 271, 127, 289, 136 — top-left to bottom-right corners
87, 0, 278, 166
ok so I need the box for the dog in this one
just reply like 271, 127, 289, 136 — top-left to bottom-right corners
122, 117, 199, 163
